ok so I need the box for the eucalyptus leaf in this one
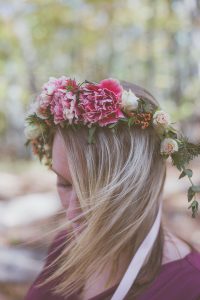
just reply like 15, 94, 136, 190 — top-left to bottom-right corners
187, 186, 195, 202
191, 185, 200, 193
108, 123, 117, 128
119, 118, 128, 122
184, 169, 193, 178
188, 200, 199, 218
179, 171, 186, 179
128, 118, 132, 127
179, 169, 193, 179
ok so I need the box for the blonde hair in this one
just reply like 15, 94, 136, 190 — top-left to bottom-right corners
40, 81, 167, 299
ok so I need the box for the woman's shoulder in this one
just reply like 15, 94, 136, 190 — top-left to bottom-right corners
137, 251, 200, 300
135, 228, 200, 299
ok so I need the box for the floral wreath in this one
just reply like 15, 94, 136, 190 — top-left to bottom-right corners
24, 77, 200, 218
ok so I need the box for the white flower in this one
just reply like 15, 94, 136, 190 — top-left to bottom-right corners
121, 89, 139, 111
44, 144, 50, 151
24, 123, 41, 140
153, 110, 170, 128
161, 138, 179, 155
35, 102, 49, 119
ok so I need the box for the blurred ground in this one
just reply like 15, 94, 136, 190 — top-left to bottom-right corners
0, 158, 199, 300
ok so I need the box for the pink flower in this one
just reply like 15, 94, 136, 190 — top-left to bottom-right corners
99, 78, 123, 99
36, 91, 52, 110
161, 138, 179, 155
153, 110, 170, 128
78, 82, 125, 126
63, 92, 78, 124
66, 79, 79, 93
43, 76, 69, 95
35, 76, 79, 123
35, 76, 70, 119
50, 90, 77, 124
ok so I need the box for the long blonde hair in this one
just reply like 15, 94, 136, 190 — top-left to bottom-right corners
41, 81, 167, 299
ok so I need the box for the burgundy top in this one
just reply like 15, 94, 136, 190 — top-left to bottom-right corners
25, 230, 200, 300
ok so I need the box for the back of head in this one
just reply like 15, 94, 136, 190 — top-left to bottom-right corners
25, 75, 200, 299
53, 80, 166, 299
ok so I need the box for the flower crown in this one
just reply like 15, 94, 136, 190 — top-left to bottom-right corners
24, 77, 200, 218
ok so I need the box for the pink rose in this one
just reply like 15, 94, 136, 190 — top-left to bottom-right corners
153, 110, 170, 128
161, 138, 179, 155
78, 82, 124, 126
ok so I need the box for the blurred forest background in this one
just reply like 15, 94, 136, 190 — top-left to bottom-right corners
0, 0, 200, 299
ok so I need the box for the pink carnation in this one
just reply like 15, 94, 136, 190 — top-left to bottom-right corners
78, 82, 124, 126
99, 78, 123, 99
66, 79, 79, 93
35, 77, 69, 117
36, 76, 79, 123
43, 76, 69, 95
50, 89, 77, 124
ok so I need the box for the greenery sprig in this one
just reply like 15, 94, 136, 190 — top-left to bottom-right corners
171, 140, 200, 218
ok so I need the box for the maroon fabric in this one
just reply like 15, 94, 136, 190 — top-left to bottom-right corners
25, 231, 200, 300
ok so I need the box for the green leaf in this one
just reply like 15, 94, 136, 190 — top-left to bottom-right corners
188, 200, 199, 218
168, 130, 178, 139
88, 127, 96, 144
108, 123, 117, 128
191, 185, 200, 193
171, 138, 200, 171
179, 169, 193, 179
119, 118, 128, 122
179, 171, 186, 179
187, 186, 195, 202
185, 169, 193, 177
167, 125, 177, 134
127, 118, 132, 127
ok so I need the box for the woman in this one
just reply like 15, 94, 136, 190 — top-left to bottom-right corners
24, 78, 200, 300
